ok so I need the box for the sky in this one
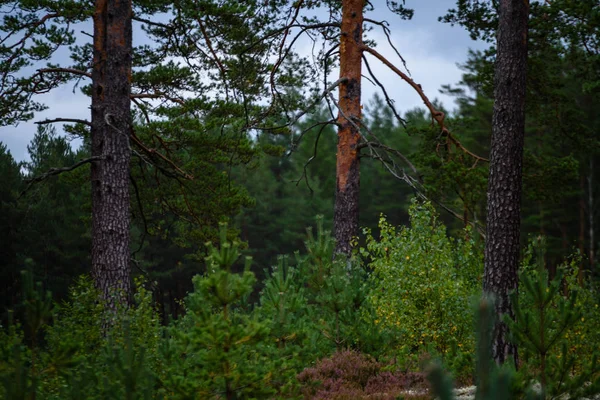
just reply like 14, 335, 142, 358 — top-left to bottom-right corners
0, 0, 487, 162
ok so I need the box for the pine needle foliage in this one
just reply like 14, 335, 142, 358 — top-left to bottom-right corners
507, 238, 600, 399
160, 223, 272, 399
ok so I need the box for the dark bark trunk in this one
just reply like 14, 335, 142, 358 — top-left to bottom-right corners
484, 0, 529, 365
588, 158, 594, 273
334, 0, 363, 256
579, 173, 586, 283
91, 0, 133, 309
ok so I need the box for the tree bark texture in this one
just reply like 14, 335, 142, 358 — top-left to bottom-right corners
334, 0, 363, 256
588, 158, 594, 273
484, 0, 529, 365
91, 0, 133, 308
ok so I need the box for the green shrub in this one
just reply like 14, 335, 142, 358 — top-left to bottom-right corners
362, 200, 482, 377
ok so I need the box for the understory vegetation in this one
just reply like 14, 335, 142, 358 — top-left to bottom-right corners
2, 202, 600, 399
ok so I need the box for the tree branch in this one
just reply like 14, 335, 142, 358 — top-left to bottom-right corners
361, 44, 488, 163
37, 67, 92, 79
20, 156, 104, 197
129, 129, 194, 180
131, 92, 185, 105
362, 54, 406, 128
35, 117, 91, 127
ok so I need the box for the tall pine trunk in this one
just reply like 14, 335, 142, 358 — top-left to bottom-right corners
91, 0, 133, 308
484, 0, 529, 365
334, 0, 363, 256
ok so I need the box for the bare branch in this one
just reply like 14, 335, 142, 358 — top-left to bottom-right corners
132, 15, 172, 30
37, 67, 92, 79
364, 18, 411, 76
358, 141, 418, 175
292, 119, 332, 194
20, 156, 104, 197
258, 78, 346, 132
130, 129, 194, 180
288, 119, 336, 156
361, 45, 445, 127
131, 92, 185, 105
35, 117, 91, 126
131, 97, 151, 125
362, 55, 406, 128
289, 77, 347, 125
361, 44, 488, 163
328, 89, 484, 236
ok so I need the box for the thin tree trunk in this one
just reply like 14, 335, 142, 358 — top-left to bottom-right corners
334, 0, 364, 256
483, 0, 529, 365
588, 157, 594, 274
91, 0, 133, 309
580, 173, 586, 283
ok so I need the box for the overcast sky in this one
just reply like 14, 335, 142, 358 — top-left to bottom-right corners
0, 1, 487, 162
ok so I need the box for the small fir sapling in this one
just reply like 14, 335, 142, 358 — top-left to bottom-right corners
161, 223, 272, 399
296, 216, 372, 352
507, 238, 600, 399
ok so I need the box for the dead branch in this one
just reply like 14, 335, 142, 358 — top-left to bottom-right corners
131, 92, 185, 105
291, 120, 332, 194
364, 18, 411, 76
270, 0, 304, 100
357, 141, 418, 175
328, 91, 485, 237
258, 77, 346, 132
20, 156, 104, 197
361, 44, 488, 163
37, 67, 92, 79
129, 129, 194, 180
35, 117, 91, 127
288, 119, 336, 156
362, 55, 406, 128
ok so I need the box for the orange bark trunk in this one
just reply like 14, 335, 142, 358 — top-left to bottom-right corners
334, 0, 364, 256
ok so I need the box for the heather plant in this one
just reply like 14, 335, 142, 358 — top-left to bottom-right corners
362, 200, 482, 377
297, 350, 428, 400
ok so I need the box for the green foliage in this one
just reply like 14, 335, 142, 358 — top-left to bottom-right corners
508, 239, 600, 398
254, 216, 391, 395
256, 256, 315, 396
427, 296, 527, 400
160, 223, 272, 399
428, 244, 600, 400
362, 200, 482, 376
0, 271, 164, 400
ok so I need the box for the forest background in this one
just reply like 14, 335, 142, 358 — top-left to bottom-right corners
0, 0, 599, 398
